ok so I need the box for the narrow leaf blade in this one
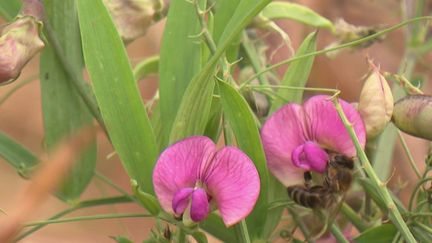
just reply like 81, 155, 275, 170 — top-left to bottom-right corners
40, 0, 96, 201
0, 131, 37, 177
270, 31, 317, 112
218, 80, 269, 237
261, 2, 334, 31
76, 0, 158, 194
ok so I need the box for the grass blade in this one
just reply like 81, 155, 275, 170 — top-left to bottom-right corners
76, 0, 158, 194
158, 0, 204, 147
0, 131, 37, 178
270, 31, 317, 113
169, 0, 272, 143
40, 0, 96, 201
218, 80, 268, 237
261, 2, 334, 31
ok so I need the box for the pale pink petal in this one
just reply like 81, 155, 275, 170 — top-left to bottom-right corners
190, 188, 210, 222
172, 187, 193, 215
292, 141, 329, 173
202, 147, 260, 226
153, 136, 215, 214
304, 95, 366, 156
261, 104, 307, 186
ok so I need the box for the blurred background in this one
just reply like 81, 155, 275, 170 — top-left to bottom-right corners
0, 0, 431, 242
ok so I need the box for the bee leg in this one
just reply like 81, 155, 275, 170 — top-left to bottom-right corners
304, 171, 312, 189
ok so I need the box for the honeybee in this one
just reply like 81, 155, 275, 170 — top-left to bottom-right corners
287, 154, 354, 209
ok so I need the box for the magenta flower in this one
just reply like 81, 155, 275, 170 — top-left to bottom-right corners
153, 136, 260, 226
261, 95, 366, 186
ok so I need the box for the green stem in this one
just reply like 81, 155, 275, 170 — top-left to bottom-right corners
234, 220, 252, 243
15, 196, 133, 240
329, 224, 349, 243
397, 130, 422, 179
340, 203, 368, 232
245, 84, 340, 94
0, 75, 37, 106
413, 221, 432, 235
43, 19, 107, 134
242, 16, 432, 86
23, 213, 151, 227
408, 177, 432, 210
94, 171, 134, 199
332, 98, 417, 243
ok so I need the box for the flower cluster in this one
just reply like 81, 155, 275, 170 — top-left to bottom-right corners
152, 95, 367, 225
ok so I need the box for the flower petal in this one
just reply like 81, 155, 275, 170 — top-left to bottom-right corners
172, 187, 193, 215
303, 95, 366, 156
261, 104, 306, 186
190, 188, 210, 222
203, 147, 260, 226
153, 136, 215, 214
292, 141, 328, 173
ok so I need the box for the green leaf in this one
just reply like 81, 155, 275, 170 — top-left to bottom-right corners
76, 0, 158, 194
213, 0, 240, 43
204, 95, 222, 142
218, 80, 269, 237
0, 0, 20, 21
270, 31, 317, 113
0, 131, 38, 178
169, 0, 272, 143
133, 56, 159, 81
261, 2, 334, 31
158, 0, 204, 147
353, 224, 397, 243
40, 0, 96, 201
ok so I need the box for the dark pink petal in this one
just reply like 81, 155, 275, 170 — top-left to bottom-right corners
304, 95, 366, 156
292, 142, 328, 173
190, 188, 210, 222
153, 136, 215, 214
203, 147, 260, 226
261, 104, 307, 186
172, 187, 193, 215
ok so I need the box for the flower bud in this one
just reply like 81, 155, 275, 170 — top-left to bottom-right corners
0, 16, 45, 85
103, 0, 164, 43
358, 60, 394, 138
393, 95, 432, 141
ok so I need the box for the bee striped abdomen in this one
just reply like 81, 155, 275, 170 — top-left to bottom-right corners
287, 185, 334, 209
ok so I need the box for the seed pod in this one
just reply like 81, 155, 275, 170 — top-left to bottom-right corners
0, 16, 44, 85
393, 95, 432, 141
358, 61, 394, 138
103, 0, 164, 43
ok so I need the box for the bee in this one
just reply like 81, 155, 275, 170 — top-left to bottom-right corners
287, 154, 354, 209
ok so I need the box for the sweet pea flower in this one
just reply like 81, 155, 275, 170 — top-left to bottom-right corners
153, 136, 260, 226
261, 95, 366, 186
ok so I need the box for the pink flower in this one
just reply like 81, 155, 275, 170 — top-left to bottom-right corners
153, 136, 260, 226
261, 95, 366, 186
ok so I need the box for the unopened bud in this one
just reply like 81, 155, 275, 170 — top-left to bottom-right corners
358, 60, 394, 138
0, 16, 44, 85
104, 0, 164, 43
393, 95, 432, 141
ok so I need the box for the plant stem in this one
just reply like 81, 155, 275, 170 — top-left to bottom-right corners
234, 220, 252, 243
242, 16, 432, 86
16, 196, 133, 240
340, 203, 367, 232
332, 98, 417, 243
23, 213, 151, 227
397, 130, 422, 179
329, 224, 349, 243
